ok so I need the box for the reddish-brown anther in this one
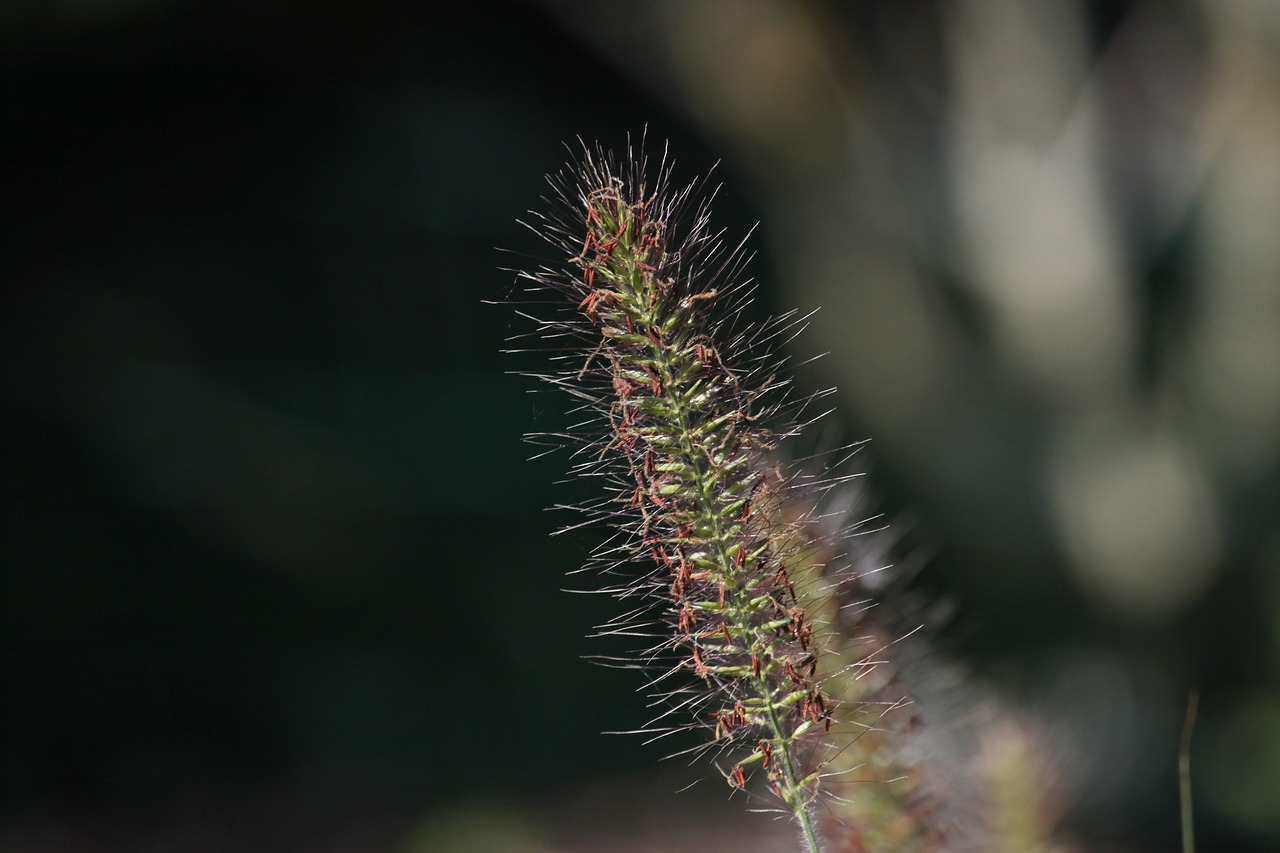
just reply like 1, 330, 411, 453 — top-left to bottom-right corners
578, 287, 610, 322
677, 555, 693, 586
645, 365, 663, 395
774, 563, 797, 600
613, 374, 635, 400
728, 764, 747, 788
785, 659, 804, 686
692, 642, 709, 676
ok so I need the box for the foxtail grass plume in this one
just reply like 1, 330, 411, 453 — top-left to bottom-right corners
506, 140, 1063, 853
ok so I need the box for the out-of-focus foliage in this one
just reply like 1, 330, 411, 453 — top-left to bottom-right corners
534, 2, 1280, 845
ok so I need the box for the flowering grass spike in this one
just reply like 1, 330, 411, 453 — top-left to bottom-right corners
506, 141, 1039, 852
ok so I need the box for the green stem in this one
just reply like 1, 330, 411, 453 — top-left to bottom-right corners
760, 673, 822, 852
1180, 689, 1198, 853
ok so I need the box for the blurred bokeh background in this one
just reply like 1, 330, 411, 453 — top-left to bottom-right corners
4, 1, 1278, 850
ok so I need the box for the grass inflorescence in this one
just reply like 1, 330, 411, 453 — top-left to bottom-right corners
505, 140, 1060, 852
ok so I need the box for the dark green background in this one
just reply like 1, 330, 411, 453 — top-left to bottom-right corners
4, 2, 1276, 851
